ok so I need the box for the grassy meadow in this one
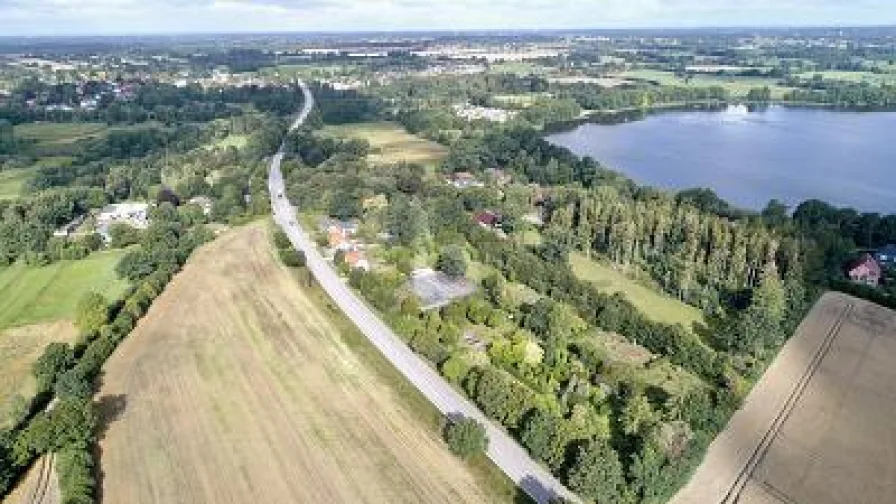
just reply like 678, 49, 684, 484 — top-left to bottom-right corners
0, 249, 129, 329
321, 121, 448, 168
14, 122, 108, 146
619, 68, 793, 99
0, 249, 129, 426
569, 252, 704, 329
0, 170, 29, 200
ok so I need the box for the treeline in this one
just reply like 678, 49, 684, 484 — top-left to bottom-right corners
0, 81, 304, 126
310, 84, 385, 125
783, 81, 896, 109
441, 127, 633, 189
554, 84, 729, 112
547, 187, 801, 311
0, 204, 212, 502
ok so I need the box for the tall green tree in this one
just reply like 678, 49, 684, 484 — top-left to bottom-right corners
566, 440, 625, 504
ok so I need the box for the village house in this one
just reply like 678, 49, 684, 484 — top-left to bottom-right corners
450, 172, 484, 189
188, 196, 214, 216
848, 254, 882, 287
344, 250, 371, 271
474, 210, 502, 229
325, 219, 361, 252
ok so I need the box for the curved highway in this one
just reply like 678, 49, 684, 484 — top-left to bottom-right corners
268, 79, 579, 504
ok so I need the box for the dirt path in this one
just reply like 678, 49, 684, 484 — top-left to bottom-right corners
671, 292, 896, 504
96, 223, 503, 504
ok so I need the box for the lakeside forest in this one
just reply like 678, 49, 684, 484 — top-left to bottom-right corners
2, 29, 896, 504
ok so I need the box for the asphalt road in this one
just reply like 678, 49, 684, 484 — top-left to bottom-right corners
268, 79, 579, 504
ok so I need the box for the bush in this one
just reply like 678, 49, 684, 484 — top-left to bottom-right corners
443, 417, 488, 459
278, 247, 306, 268
436, 245, 467, 279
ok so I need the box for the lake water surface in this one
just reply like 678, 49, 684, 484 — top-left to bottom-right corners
546, 106, 896, 212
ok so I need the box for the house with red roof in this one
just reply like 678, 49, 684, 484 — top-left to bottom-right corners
848, 254, 881, 287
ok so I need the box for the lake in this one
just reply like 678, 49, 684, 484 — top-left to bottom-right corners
546, 105, 896, 213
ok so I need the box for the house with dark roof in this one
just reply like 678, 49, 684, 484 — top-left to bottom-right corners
474, 210, 501, 228
874, 244, 896, 267
848, 254, 882, 287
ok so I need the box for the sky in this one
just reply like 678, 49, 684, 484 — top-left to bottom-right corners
0, 0, 894, 36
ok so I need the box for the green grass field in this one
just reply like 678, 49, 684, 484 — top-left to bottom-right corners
491, 93, 552, 108
0, 157, 74, 200
206, 134, 249, 150
321, 121, 448, 168
0, 169, 29, 199
796, 70, 896, 86
618, 68, 793, 99
570, 252, 704, 329
14, 122, 108, 145
0, 249, 129, 329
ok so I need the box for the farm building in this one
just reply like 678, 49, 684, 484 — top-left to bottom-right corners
95, 202, 150, 243
450, 172, 484, 189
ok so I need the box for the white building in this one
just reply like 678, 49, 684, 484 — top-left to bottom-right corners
95, 202, 150, 242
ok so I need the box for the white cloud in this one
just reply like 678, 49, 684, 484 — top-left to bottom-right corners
0, 0, 893, 35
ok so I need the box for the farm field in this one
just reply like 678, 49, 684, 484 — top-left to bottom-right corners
569, 252, 704, 329
321, 121, 448, 167
206, 133, 249, 150
13, 122, 108, 146
0, 321, 77, 428
0, 249, 129, 329
672, 292, 896, 504
0, 249, 127, 426
97, 223, 513, 504
797, 70, 896, 86
618, 68, 793, 98
0, 169, 29, 199
1, 454, 60, 504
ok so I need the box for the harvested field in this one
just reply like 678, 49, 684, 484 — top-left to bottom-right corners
672, 292, 896, 504
0, 322, 77, 427
1, 455, 60, 504
97, 222, 509, 504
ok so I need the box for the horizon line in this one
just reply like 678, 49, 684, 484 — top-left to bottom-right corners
2, 24, 896, 39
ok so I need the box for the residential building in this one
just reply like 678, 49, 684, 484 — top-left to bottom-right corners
450, 172, 484, 189
474, 210, 501, 228
848, 254, 882, 287
345, 250, 371, 271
